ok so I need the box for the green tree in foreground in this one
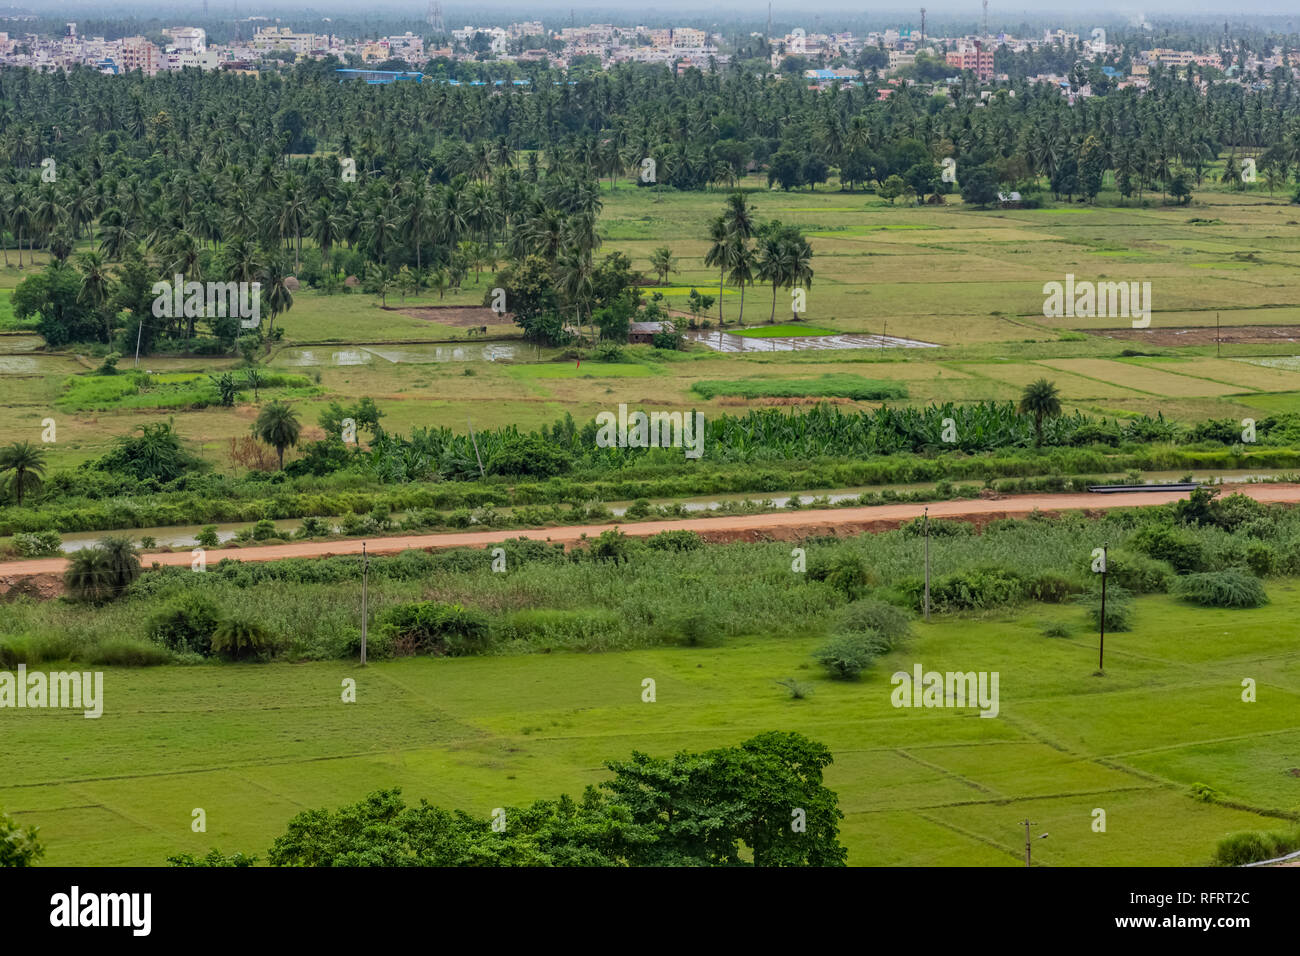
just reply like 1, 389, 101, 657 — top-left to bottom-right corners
1019, 378, 1062, 447
186, 732, 846, 867
0, 440, 46, 506
253, 400, 302, 470
0, 809, 43, 867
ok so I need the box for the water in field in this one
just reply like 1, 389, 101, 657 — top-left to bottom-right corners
273, 344, 517, 366
684, 330, 939, 352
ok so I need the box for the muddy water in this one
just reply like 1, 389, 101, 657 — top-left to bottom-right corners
684, 330, 939, 352
273, 344, 519, 366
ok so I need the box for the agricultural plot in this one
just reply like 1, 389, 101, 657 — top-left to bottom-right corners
4, 587, 1297, 866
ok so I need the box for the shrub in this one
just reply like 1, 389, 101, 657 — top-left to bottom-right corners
211, 616, 275, 661
0, 809, 43, 867
251, 519, 278, 541
1080, 585, 1133, 632
195, 526, 220, 548
147, 592, 223, 656
1213, 828, 1300, 867
775, 678, 813, 700
1101, 549, 1173, 594
809, 551, 872, 597
645, 529, 702, 552
1243, 542, 1278, 577
814, 632, 881, 680
296, 516, 333, 539
1039, 620, 1072, 638
13, 530, 62, 557
837, 600, 912, 650
378, 601, 490, 656
624, 498, 653, 519
1172, 570, 1269, 609
1131, 525, 1206, 573
920, 565, 1027, 612
1026, 571, 1080, 603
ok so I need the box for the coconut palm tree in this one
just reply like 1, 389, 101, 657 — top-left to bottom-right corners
726, 236, 756, 327
703, 215, 730, 326
253, 400, 301, 469
0, 440, 46, 506
649, 246, 677, 285
1019, 378, 1062, 447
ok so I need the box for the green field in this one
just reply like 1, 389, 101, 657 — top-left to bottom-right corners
8, 182, 1300, 473
5, 585, 1299, 866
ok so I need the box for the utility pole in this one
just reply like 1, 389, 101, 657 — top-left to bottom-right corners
1022, 819, 1048, 865
360, 543, 369, 666
920, 8, 926, 48
923, 508, 931, 621
1098, 542, 1108, 672
1216, 312, 1221, 358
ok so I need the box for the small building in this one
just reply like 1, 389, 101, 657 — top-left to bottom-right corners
628, 320, 673, 345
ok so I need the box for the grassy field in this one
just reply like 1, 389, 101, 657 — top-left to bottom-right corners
6, 179, 1300, 474
5, 584, 1298, 866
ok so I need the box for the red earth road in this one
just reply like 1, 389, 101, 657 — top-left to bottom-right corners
4, 484, 1299, 583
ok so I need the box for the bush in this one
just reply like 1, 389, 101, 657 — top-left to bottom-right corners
814, 632, 881, 680
1080, 585, 1133, 632
645, 529, 702, 552
775, 678, 813, 700
1213, 828, 1300, 866
837, 600, 912, 650
1172, 570, 1269, 609
1101, 549, 1173, 594
211, 616, 275, 661
1243, 542, 1278, 577
1039, 620, 1072, 638
809, 551, 872, 597
378, 601, 491, 656
1131, 525, 1206, 573
1026, 571, 1080, 603
147, 592, 223, 656
920, 565, 1027, 612
195, 526, 220, 548
13, 530, 62, 557
251, 519, 279, 541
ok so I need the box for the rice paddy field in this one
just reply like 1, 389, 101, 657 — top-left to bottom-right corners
5, 585, 1298, 866
5, 179, 1300, 471
5, 178, 1300, 869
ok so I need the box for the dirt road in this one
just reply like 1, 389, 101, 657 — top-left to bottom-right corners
4, 484, 1299, 586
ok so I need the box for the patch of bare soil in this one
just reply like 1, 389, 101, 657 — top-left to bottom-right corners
393, 306, 512, 327
1101, 324, 1300, 347
0, 574, 64, 600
